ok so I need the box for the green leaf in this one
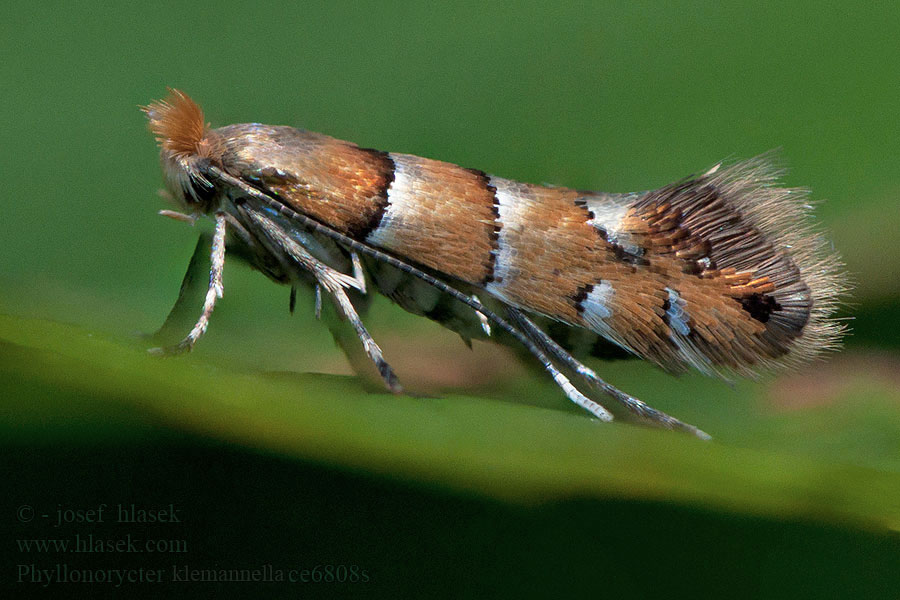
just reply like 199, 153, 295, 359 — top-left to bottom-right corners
3, 313, 899, 533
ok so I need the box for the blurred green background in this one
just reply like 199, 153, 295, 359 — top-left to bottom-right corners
2, 1, 899, 597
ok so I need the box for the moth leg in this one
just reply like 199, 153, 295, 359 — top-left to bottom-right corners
495, 310, 611, 421
148, 232, 212, 344
325, 281, 402, 393
471, 295, 491, 336
158, 209, 198, 224
150, 212, 257, 344
507, 307, 711, 440
242, 207, 401, 393
314, 284, 322, 320
350, 251, 367, 294
149, 212, 227, 356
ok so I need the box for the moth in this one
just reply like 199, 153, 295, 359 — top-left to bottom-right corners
142, 89, 845, 439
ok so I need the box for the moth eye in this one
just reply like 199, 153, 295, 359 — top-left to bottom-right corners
187, 173, 216, 204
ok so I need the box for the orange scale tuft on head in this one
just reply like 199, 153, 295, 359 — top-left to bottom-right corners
142, 88, 218, 160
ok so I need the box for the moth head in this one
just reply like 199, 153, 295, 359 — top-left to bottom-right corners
143, 89, 224, 213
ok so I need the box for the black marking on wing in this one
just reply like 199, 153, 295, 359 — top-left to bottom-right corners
349, 148, 396, 240
468, 169, 502, 286
575, 198, 650, 267
572, 283, 594, 314
739, 292, 782, 324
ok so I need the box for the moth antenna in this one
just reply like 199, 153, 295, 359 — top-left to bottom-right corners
507, 307, 711, 439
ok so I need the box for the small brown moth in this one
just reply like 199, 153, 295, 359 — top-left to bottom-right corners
143, 89, 846, 439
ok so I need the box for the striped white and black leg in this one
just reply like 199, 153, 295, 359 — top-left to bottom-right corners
242, 206, 402, 393
151, 210, 274, 344
507, 307, 711, 440
538, 357, 613, 422
150, 212, 228, 356
325, 279, 402, 393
